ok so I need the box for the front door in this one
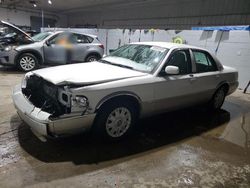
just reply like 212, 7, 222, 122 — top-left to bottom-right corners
153, 49, 196, 113
43, 32, 69, 64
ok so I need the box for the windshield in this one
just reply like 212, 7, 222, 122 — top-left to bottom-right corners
31, 32, 52, 42
103, 44, 168, 73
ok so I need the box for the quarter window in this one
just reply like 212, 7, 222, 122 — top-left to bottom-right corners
193, 50, 218, 73
70, 33, 93, 44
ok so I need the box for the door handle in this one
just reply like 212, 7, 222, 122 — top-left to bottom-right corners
189, 74, 197, 82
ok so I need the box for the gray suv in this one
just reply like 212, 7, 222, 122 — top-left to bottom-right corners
0, 21, 104, 72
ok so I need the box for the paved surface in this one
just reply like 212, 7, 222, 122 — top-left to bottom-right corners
0, 66, 250, 188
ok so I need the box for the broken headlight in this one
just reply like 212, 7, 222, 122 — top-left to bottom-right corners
4, 45, 16, 51
21, 72, 33, 89
72, 96, 88, 108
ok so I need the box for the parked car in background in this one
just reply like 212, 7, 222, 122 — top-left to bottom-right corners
0, 20, 104, 71
24, 30, 39, 37
0, 20, 33, 46
12, 42, 238, 142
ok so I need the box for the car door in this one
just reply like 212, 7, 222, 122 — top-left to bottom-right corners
153, 49, 198, 113
69, 33, 90, 62
190, 49, 220, 102
43, 32, 68, 64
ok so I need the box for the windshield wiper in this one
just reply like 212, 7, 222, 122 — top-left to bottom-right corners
99, 59, 134, 70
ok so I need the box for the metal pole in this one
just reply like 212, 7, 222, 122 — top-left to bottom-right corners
42, 9, 44, 30
41, 0, 44, 31
244, 80, 250, 93
215, 30, 224, 55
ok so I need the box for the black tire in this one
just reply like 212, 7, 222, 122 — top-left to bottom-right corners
93, 100, 138, 141
208, 86, 227, 110
17, 53, 38, 72
85, 54, 100, 62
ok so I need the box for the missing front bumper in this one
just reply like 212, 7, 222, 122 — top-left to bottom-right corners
12, 84, 96, 142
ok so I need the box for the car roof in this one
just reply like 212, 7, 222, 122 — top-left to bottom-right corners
48, 30, 97, 38
72, 32, 97, 38
132, 41, 207, 51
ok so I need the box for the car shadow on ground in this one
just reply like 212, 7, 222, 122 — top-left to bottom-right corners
13, 106, 230, 165
0, 65, 49, 74
0, 65, 23, 74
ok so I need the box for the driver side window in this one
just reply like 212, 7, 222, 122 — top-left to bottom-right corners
48, 33, 70, 45
166, 50, 192, 74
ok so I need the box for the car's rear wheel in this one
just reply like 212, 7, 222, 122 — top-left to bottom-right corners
85, 54, 100, 62
209, 86, 227, 110
93, 100, 138, 141
17, 53, 38, 72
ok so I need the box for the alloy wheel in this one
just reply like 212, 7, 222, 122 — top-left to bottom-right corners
88, 57, 97, 62
19, 56, 36, 71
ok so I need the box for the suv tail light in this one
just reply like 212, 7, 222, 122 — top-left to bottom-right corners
98, 44, 104, 49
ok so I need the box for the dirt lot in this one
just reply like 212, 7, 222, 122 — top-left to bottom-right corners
0, 66, 250, 188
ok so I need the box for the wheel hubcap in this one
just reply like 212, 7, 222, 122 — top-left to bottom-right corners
214, 89, 225, 108
20, 56, 35, 71
106, 107, 131, 138
88, 57, 96, 62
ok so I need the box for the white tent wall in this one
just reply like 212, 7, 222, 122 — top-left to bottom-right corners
43, 28, 250, 89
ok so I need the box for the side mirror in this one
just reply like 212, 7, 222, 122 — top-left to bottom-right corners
45, 40, 51, 46
165, 66, 179, 75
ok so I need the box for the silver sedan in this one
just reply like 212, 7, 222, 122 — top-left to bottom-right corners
12, 42, 238, 142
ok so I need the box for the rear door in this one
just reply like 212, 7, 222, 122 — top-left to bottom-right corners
190, 49, 220, 102
43, 32, 68, 64
69, 33, 91, 62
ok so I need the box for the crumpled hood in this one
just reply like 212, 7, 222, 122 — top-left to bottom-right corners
31, 62, 147, 85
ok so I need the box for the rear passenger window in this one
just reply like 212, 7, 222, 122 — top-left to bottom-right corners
193, 50, 218, 73
70, 34, 93, 44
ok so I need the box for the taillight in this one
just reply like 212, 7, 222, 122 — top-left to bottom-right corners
99, 44, 104, 49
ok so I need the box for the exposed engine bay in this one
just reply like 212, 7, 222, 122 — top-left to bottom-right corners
22, 75, 71, 117
0, 21, 33, 51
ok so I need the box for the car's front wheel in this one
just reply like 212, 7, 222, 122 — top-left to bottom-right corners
17, 53, 38, 72
93, 100, 138, 141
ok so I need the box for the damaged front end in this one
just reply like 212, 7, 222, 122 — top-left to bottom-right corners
22, 74, 71, 118
13, 73, 96, 141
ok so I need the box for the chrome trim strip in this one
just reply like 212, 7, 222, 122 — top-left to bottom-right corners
95, 91, 141, 111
